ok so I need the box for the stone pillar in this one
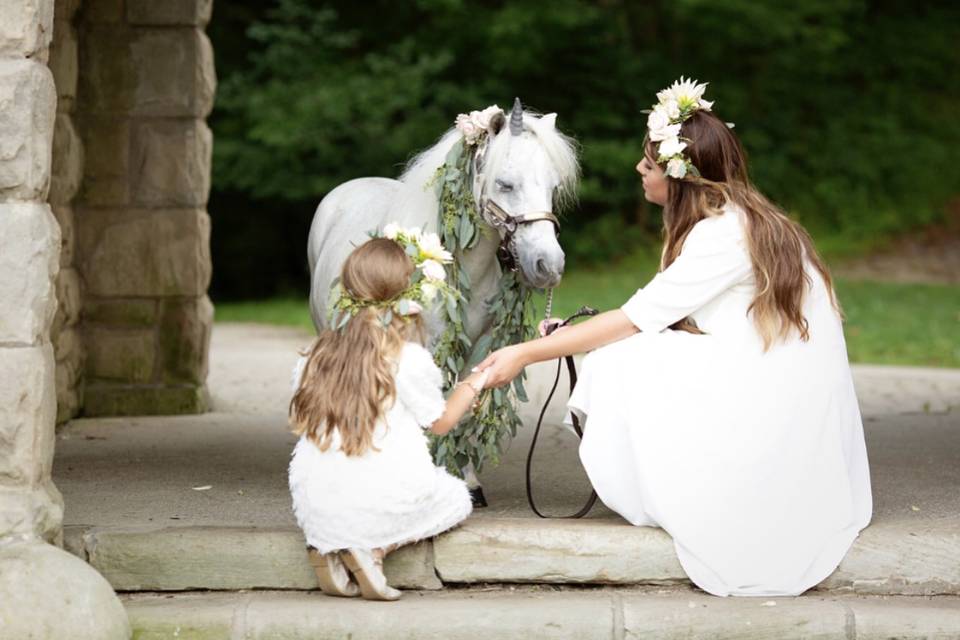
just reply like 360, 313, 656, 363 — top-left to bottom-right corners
49, 0, 85, 423
0, 1, 129, 637
75, 0, 216, 416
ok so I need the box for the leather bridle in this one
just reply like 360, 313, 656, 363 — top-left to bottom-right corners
471, 141, 562, 272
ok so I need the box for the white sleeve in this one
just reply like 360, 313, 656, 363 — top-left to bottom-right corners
621, 215, 753, 334
395, 342, 446, 428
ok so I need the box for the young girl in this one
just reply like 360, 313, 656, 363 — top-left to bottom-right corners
288, 234, 487, 601
478, 78, 872, 597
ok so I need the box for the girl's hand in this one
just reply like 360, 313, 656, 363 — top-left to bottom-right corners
475, 344, 527, 388
466, 368, 490, 392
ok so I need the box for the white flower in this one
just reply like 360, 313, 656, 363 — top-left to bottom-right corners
698, 98, 713, 111
421, 259, 447, 282
382, 222, 400, 239
421, 282, 438, 301
663, 99, 681, 120
658, 137, 687, 158
419, 232, 454, 262
661, 77, 708, 110
649, 122, 681, 142
474, 105, 502, 130
647, 107, 670, 132
666, 158, 688, 179
456, 113, 481, 144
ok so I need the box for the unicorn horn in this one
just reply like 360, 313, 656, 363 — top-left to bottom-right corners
510, 97, 523, 136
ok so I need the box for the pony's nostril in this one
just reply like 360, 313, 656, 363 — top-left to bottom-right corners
536, 258, 547, 275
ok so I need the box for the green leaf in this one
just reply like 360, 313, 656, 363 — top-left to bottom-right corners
444, 139, 464, 166
513, 376, 528, 403
468, 333, 493, 367
459, 213, 474, 247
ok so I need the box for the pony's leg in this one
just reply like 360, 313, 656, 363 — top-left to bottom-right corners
462, 463, 488, 508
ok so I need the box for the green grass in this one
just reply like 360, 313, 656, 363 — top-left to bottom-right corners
214, 250, 959, 368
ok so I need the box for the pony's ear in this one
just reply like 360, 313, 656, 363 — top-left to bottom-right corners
489, 111, 506, 135
540, 113, 557, 130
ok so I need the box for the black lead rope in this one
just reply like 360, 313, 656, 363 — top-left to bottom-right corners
526, 305, 600, 519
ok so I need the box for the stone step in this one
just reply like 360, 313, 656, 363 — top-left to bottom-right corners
124, 588, 960, 640
64, 516, 960, 596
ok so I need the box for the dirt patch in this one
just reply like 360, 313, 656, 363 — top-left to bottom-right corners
833, 202, 960, 285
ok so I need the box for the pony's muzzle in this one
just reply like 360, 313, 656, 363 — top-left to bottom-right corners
528, 252, 564, 288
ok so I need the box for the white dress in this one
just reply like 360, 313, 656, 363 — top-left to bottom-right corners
288, 342, 472, 554
569, 203, 872, 597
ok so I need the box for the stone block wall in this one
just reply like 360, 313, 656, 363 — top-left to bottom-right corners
49, 0, 85, 423
73, 0, 216, 416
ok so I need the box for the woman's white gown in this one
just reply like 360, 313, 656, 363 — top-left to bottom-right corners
569, 204, 872, 597
288, 342, 471, 554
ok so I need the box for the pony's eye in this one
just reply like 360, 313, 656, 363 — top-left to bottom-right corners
495, 179, 514, 192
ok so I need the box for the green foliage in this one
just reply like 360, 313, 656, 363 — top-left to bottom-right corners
428, 139, 540, 474
210, 0, 960, 297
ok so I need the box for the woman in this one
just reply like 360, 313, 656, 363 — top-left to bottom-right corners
477, 78, 872, 597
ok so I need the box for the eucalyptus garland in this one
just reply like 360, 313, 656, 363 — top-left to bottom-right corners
428, 138, 540, 475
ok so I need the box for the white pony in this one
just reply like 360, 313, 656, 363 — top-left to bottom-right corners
307, 100, 580, 500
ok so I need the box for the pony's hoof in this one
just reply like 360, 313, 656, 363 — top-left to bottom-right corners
469, 487, 488, 508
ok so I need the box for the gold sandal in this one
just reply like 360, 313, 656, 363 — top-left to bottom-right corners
340, 548, 402, 601
307, 547, 360, 597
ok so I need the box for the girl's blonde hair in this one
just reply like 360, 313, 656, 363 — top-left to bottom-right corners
645, 109, 838, 350
289, 238, 425, 456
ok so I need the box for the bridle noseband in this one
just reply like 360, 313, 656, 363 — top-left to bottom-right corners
481, 200, 560, 272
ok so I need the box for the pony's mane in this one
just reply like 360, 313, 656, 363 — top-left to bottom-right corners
399, 111, 580, 213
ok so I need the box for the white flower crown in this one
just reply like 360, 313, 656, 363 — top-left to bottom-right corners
645, 77, 733, 179
329, 224, 458, 330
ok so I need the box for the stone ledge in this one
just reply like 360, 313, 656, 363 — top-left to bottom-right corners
55, 517, 960, 596
65, 525, 441, 591
435, 517, 686, 585
122, 589, 960, 640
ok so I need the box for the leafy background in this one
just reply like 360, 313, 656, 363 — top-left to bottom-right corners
208, 0, 960, 300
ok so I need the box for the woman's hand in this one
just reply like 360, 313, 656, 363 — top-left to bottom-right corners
475, 344, 528, 389
537, 317, 568, 337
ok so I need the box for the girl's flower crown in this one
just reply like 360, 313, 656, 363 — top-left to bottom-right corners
645, 77, 733, 180
329, 223, 458, 330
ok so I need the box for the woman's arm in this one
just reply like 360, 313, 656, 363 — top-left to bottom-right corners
429, 369, 489, 435
476, 309, 639, 388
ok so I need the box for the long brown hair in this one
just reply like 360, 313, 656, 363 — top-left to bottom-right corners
645, 109, 837, 349
289, 238, 425, 455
